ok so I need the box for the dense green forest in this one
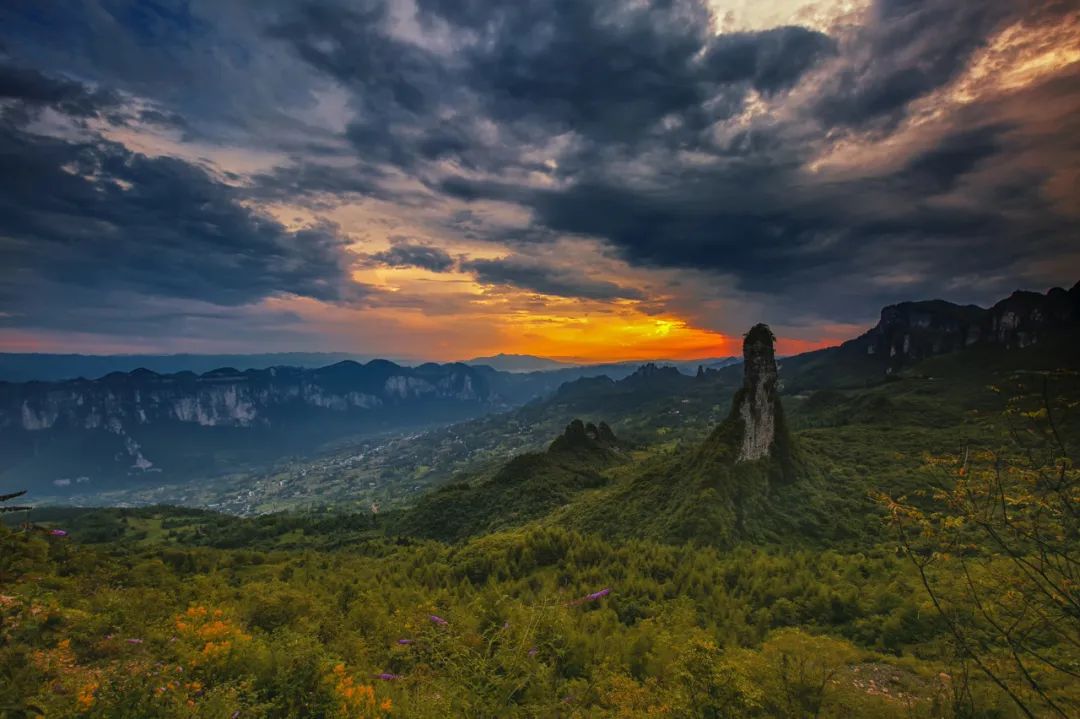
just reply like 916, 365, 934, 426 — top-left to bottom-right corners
2, 335, 1078, 717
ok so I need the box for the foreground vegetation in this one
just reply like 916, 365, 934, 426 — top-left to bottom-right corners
4, 514, 1058, 718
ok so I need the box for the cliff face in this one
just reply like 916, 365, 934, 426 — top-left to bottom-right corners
735, 324, 779, 462
853, 283, 1080, 370
0, 361, 499, 433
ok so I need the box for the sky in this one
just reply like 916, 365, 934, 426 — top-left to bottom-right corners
0, 0, 1077, 363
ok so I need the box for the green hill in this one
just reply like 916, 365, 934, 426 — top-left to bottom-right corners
390, 420, 626, 542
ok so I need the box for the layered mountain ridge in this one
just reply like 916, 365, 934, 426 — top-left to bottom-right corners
0, 361, 529, 491
1, 360, 499, 433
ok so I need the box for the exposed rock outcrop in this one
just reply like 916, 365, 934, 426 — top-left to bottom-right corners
852, 282, 1080, 371
624, 363, 684, 383
734, 324, 779, 462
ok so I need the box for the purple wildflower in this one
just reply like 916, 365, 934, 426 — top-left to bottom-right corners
527, 647, 538, 657
396, 638, 414, 645
49, 529, 67, 537
585, 588, 611, 602
126, 638, 144, 644
375, 672, 401, 681
428, 614, 448, 626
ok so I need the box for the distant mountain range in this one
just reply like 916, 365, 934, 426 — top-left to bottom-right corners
0, 357, 720, 494
466, 353, 740, 375
0, 360, 515, 492
0, 352, 378, 383
463, 353, 577, 373
0, 350, 739, 383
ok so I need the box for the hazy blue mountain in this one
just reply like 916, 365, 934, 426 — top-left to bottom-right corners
486, 357, 739, 383
463, 353, 577, 372
0, 360, 513, 493
0, 357, 720, 497
0, 352, 383, 382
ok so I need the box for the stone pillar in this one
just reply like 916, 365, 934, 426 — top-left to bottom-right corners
736, 324, 778, 462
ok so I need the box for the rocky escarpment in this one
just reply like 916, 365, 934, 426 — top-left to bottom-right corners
854, 282, 1080, 371
549, 418, 618, 454
0, 360, 501, 433
735, 324, 780, 462
774, 282, 1080, 392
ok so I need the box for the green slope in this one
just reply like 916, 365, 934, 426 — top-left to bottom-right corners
389, 420, 626, 542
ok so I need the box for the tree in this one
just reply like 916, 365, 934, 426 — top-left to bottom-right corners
671, 637, 763, 718
758, 629, 860, 719
879, 371, 1079, 718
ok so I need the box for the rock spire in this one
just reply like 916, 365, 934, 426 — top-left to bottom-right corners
735, 324, 778, 462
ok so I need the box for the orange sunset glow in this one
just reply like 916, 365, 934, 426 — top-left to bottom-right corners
478, 314, 731, 363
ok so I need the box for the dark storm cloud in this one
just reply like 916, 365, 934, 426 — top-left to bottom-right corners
0, 0, 1077, 341
0, 121, 365, 321
266, 1, 482, 172
461, 256, 644, 301
527, 170, 833, 282
268, 1, 442, 114
893, 124, 1006, 196
266, 0, 835, 174
813, 0, 1020, 128
0, 1, 343, 149
421, 0, 714, 142
513, 117, 1071, 318
247, 161, 390, 206
0, 60, 120, 119
364, 240, 455, 273
703, 26, 837, 94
